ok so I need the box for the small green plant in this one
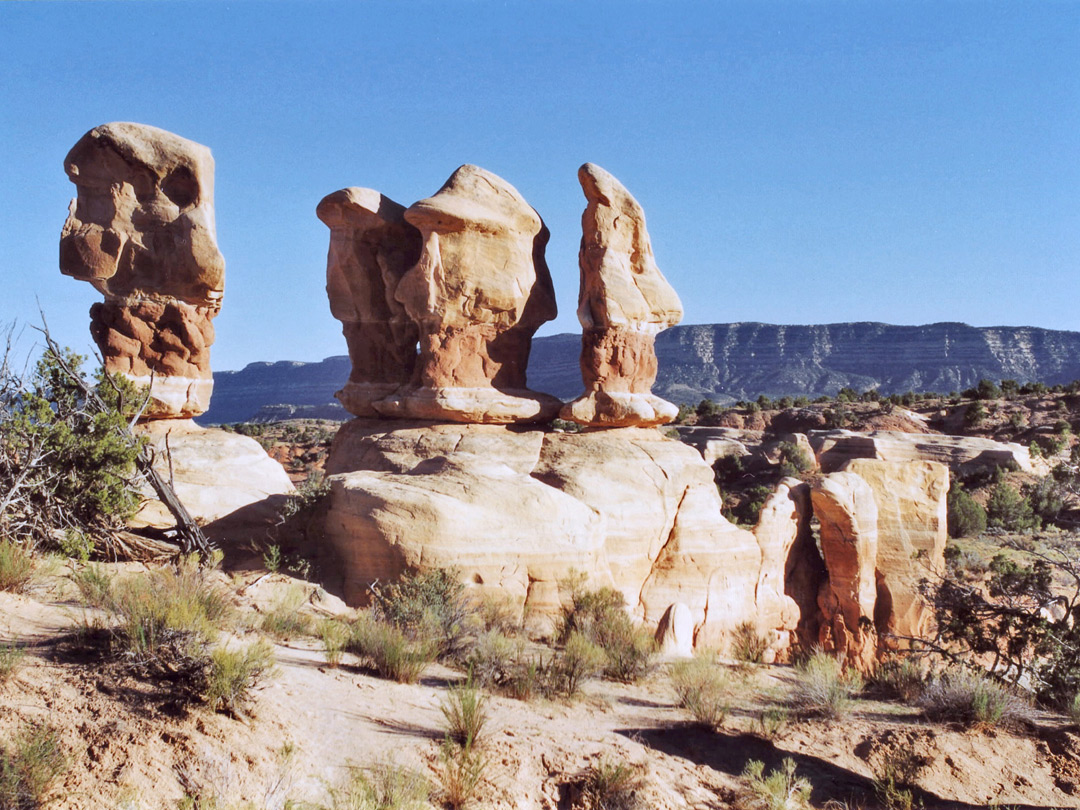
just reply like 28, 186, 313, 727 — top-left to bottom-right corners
946, 483, 987, 539
869, 658, 926, 702
440, 680, 488, 750
319, 760, 431, 810
550, 631, 606, 699
670, 656, 730, 729
57, 529, 94, 563
318, 618, 350, 668
370, 568, 472, 658
439, 739, 486, 810
206, 639, 275, 717
790, 650, 863, 719
262, 544, 282, 573
0, 641, 25, 683
347, 612, 438, 684
579, 759, 645, 810
918, 669, 1033, 730
756, 706, 789, 739
0, 723, 67, 810
259, 585, 313, 639
557, 575, 656, 683
738, 757, 811, 810
872, 752, 924, 810
730, 621, 769, 664
986, 481, 1038, 532
71, 562, 112, 608
0, 540, 35, 593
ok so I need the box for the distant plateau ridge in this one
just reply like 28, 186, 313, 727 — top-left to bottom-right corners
199, 322, 1080, 424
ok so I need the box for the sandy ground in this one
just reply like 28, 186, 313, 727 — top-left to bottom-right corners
2, 569, 1079, 810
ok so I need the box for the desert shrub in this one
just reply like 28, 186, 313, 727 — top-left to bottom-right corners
822, 408, 852, 429
726, 485, 773, 528
670, 656, 730, 728
262, 544, 282, 573
738, 758, 811, 810
868, 658, 926, 702
776, 442, 813, 476
577, 759, 645, 810
790, 650, 863, 719
871, 752, 924, 810
1070, 693, 1080, 725
962, 401, 987, 427
0, 642, 24, 683
0, 540, 35, 593
0, 723, 67, 810
558, 577, 656, 683
946, 483, 986, 538
56, 529, 94, 563
440, 680, 488, 749
370, 568, 472, 657
0, 347, 143, 550
986, 482, 1038, 532
439, 739, 486, 810
206, 639, 275, 716
549, 632, 606, 698
475, 593, 521, 636
347, 612, 437, 684
319, 760, 431, 810
259, 585, 313, 639
318, 618, 350, 667
462, 630, 519, 689
755, 706, 789, 739
918, 669, 1034, 729
730, 621, 769, 664
71, 562, 111, 608
1027, 477, 1064, 526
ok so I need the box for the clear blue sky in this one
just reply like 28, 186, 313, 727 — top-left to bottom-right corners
1, 1, 1078, 372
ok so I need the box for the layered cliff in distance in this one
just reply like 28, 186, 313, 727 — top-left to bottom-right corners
199, 322, 1080, 424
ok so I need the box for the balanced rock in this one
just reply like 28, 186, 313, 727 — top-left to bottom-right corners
840, 459, 947, 642
561, 163, 683, 428
60, 122, 225, 418
376, 165, 561, 424
811, 472, 880, 672
316, 188, 421, 417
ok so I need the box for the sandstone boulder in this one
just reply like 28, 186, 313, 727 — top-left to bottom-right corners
323, 423, 776, 649
376, 165, 561, 424
561, 163, 683, 428
131, 420, 294, 540
811, 472, 880, 672
809, 429, 1039, 475
316, 188, 421, 417
753, 479, 812, 660
655, 602, 694, 658
60, 122, 225, 418
840, 458, 947, 642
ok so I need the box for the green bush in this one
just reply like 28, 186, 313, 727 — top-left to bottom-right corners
730, 621, 769, 664
440, 680, 488, 750
549, 631, 606, 699
0, 641, 25, 683
986, 482, 1038, 532
558, 577, 656, 683
868, 658, 926, 702
775, 442, 813, 477
347, 612, 438, 684
918, 669, 1034, 729
319, 618, 350, 668
317, 760, 431, 810
0, 540, 35, 593
738, 757, 811, 810
946, 483, 987, 538
371, 568, 472, 657
439, 739, 486, 810
258, 586, 314, 639
670, 656, 730, 729
790, 650, 863, 719
0, 724, 67, 810
579, 759, 645, 810
1027, 477, 1064, 526
206, 639, 275, 717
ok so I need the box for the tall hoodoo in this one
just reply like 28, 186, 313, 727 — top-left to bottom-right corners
316, 188, 422, 417
60, 122, 225, 419
374, 165, 561, 423
562, 162, 683, 427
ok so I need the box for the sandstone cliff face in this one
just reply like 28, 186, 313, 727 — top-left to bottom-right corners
809, 429, 1039, 475
61, 122, 225, 418
323, 423, 792, 649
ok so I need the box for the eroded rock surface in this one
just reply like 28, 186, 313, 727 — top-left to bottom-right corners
60, 122, 225, 418
809, 429, 1039, 475
374, 165, 561, 424
840, 458, 947, 643
562, 163, 683, 428
811, 472, 880, 672
324, 423, 782, 649
316, 188, 421, 416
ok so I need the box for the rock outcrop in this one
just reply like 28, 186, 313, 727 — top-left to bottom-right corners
840, 459, 947, 642
373, 165, 561, 424
809, 429, 1039, 475
811, 472, 881, 672
131, 420, 294, 540
60, 122, 225, 418
561, 164, 683, 428
316, 188, 421, 417
323, 422, 792, 650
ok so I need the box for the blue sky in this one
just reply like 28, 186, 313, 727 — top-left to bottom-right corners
1, 1, 1077, 372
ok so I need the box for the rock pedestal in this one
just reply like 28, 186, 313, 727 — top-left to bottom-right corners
316, 188, 421, 417
373, 165, 561, 424
323, 422, 794, 651
561, 163, 683, 428
60, 122, 225, 419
